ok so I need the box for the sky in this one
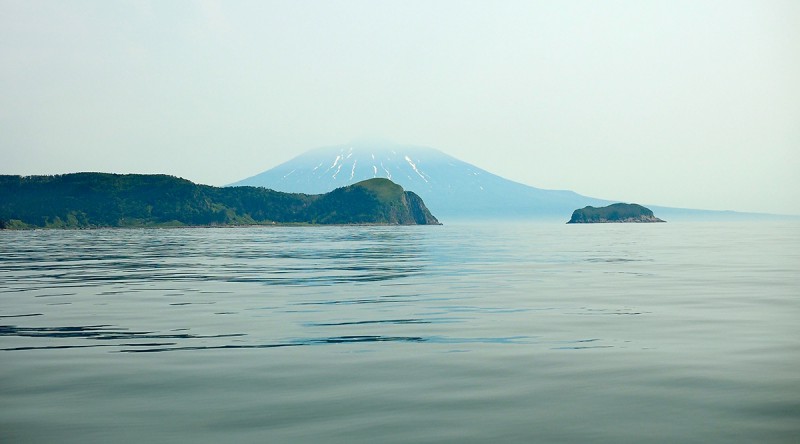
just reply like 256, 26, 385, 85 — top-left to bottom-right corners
2, 1, 798, 215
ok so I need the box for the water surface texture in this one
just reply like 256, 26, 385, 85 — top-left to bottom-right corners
1, 223, 798, 443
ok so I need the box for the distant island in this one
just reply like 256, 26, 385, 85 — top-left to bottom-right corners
567, 203, 665, 223
0, 174, 440, 229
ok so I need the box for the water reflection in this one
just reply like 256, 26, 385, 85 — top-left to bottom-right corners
0, 324, 245, 341
0, 227, 428, 288
0, 227, 630, 356
115, 334, 543, 353
1, 318, 615, 353
0, 323, 248, 352
305, 318, 450, 326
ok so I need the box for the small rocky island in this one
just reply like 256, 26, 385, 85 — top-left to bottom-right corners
567, 203, 665, 224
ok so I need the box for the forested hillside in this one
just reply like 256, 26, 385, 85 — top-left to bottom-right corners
0, 174, 439, 228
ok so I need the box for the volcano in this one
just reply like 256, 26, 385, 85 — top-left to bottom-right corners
230, 142, 609, 220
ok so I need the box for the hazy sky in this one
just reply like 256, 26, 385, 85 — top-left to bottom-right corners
2, 1, 798, 215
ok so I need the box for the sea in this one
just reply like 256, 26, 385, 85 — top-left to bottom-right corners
1, 222, 798, 443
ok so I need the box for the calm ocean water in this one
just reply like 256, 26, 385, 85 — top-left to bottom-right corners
1, 222, 798, 443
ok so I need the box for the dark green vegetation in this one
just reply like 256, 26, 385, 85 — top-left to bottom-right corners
0, 174, 440, 229
568, 203, 665, 223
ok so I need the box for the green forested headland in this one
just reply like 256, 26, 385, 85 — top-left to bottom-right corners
0, 174, 439, 228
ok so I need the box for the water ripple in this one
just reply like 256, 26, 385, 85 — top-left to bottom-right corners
0, 324, 246, 341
